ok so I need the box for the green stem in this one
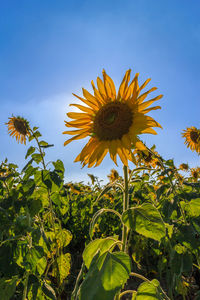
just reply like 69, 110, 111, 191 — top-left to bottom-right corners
122, 165, 129, 253
22, 271, 29, 300
30, 129, 60, 284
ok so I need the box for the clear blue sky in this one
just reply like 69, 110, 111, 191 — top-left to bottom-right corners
1, 0, 200, 183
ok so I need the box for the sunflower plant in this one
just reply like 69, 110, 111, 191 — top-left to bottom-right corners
1, 118, 72, 300
63, 69, 171, 300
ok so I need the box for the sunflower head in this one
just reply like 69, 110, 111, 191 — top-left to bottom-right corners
179, 163, 189, 171
190, 167, 200, 182
6, 116, 30, 145
88, 173, 96, 185
63, 69, 163, 167
134, 145, 160, 168
182, 127, 200, 154
107, 169, 119, 182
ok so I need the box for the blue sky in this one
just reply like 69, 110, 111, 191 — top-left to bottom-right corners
1, 0, 200, 183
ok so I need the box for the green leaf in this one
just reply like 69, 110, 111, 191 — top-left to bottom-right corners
41, 170, 52, 189
50, 171, 62, 186
25, 146, 36, 159
83, 237, 119, 269
56, 229, 72, 248
22, 158, 34, 172
39, 141, 54, 148
52, 160, 65, 174
26, 246, 47, 275
39, 141, 49, 147
29, 199, 43, 216
0, 276, 18, 300
80, 251, 131, 300
34, 130, 42, 138
185, 198, 200, 218
135, 279, 164, 299
122, 203, 166, 242
32, 153, 43, 164
23, 165, 38, 180
52, 253, 71, 283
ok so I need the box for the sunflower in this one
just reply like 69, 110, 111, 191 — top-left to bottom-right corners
63, 69, 163, 167
6, 116, 30, 145
107, 169, 119, 182
133, 145, 160, 168
190, 167, 200, 182
179, 163, 189, 171
182, 127, 200, 154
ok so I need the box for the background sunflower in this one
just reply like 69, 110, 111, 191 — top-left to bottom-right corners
6, 116, 30, 145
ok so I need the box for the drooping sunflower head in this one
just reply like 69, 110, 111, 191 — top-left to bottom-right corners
6, 116, 30, 145
87, 173, 96, 185
134, 145, 160, 168
179, 163, 189, 171
63, 69, 163, 167
182, 127, 200, 154
107, 168, 119, 182
190, 167, 200, 182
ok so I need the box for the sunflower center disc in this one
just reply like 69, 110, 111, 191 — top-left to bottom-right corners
93, 102, 133, 141
190, 131, 199, 144
13, 119, 27, 135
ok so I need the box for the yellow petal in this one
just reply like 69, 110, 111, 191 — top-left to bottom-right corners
121, 134, 131, 149
67, 112, 91, 120
91, 80, 106, 104
70, 103, 94, 114
63, 132, 88, 146
63, 128, 90, 135
137, 87, 157, 104
140, 128, 158, 135
138, 94, 163, 110
82, 88, 101, 108
64, 120, 91, 128
138, 78, 151, 93
102, 70, 116, 99
96, 77, 107, 99
135, 139, 147, 150
117, 146, 128, 166
141, 106, 161, 114
95, 148, 108, 167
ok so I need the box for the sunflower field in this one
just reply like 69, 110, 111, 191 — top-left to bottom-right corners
1, 70, 200, 300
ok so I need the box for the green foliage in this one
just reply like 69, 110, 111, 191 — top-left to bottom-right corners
79, 251, 131, 300
122, 203, 166, 242
2, 124, 200, 300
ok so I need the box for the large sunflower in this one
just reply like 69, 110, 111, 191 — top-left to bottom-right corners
63, 69, 163, 167
6, 116, 30, 145
182, 127, 200, 154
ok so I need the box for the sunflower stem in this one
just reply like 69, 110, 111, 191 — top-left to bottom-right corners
122, 165, 129, 252
30, 128, 60, 287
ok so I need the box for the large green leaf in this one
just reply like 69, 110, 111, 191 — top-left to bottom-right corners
0, 276, 18, 300
185, 198, 200, 218
83, 237, 118, 269
80, 251, 131, 300
133, 279, 164, 299
122, 203, 166, 241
